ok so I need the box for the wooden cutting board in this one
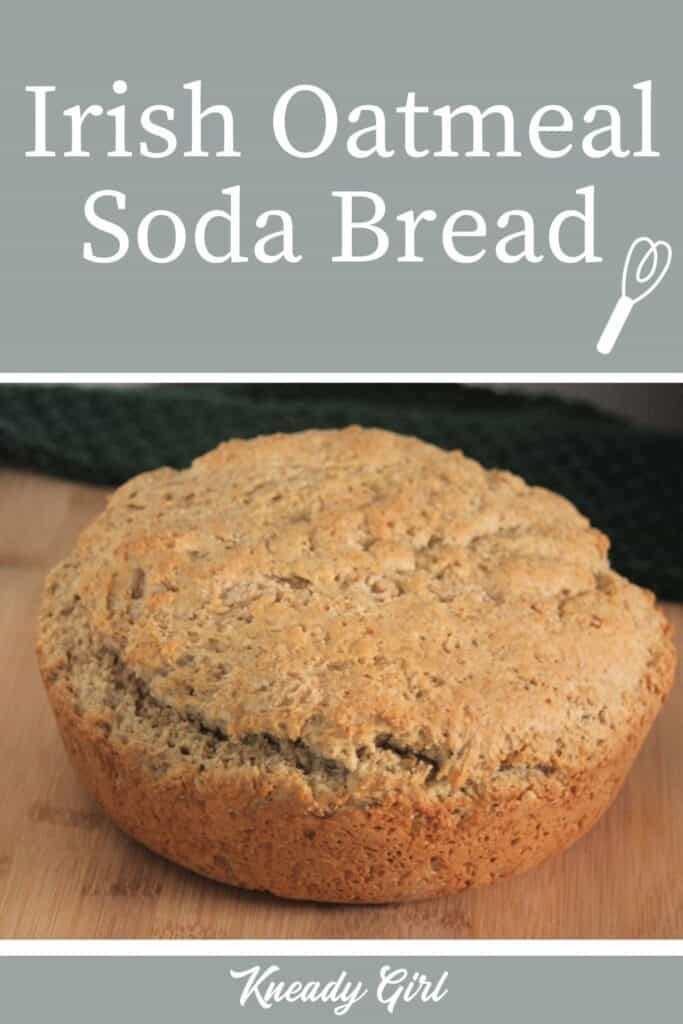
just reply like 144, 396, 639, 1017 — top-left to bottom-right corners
0, 467, 680, 939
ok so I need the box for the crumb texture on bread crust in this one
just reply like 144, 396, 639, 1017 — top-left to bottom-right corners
37, 427, 676, 901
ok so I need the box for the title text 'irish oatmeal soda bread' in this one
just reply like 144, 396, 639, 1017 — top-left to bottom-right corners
37, 428, 675, 903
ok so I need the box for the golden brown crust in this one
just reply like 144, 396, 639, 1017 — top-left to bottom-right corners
36, 427, 676, 902
45, 645, 673, 903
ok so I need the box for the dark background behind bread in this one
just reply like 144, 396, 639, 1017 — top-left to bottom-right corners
0, 383, 681, 599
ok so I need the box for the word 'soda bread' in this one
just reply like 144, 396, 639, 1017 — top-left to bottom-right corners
37, 428, 675, 903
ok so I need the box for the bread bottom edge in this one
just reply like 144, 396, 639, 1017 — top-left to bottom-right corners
47, 684, 654, 904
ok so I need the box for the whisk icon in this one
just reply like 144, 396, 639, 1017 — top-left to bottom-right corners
596, 236, 672, 355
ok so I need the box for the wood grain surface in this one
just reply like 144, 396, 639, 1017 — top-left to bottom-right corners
0, 468, 680, 939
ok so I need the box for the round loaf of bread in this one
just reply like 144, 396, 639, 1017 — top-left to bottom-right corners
37, 427, 675, 903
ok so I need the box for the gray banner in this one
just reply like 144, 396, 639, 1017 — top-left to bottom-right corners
2, 957, 682, 1023
0, 0, 681, 370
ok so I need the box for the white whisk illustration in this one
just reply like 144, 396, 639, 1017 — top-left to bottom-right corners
597, 236, 672, 355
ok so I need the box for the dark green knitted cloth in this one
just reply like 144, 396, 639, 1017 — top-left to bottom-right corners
1, 384, 681, 600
